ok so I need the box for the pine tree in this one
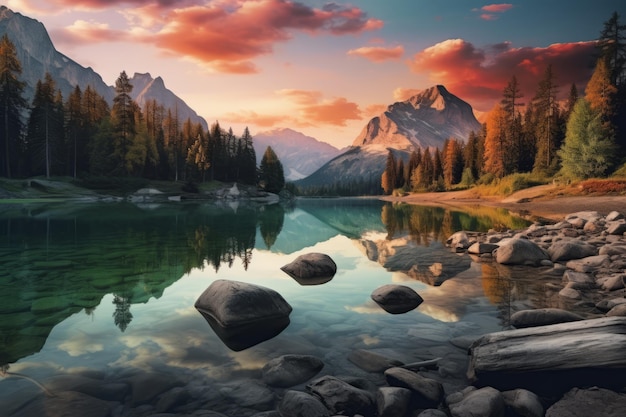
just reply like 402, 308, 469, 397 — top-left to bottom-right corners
381, 150, 397, 195
558, 98, 617, 179
443, 138, 464, 187
0, 34, 27, 178
532, 64, 561, 173
111, 71, 138, 175
586, 58, 618, 133
483, 105, 508, 178
259, 146, 284, 193
598, 12, 626, 87
239, 127, 257, 184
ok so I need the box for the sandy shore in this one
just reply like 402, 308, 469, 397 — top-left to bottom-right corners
380, 184, 626, 222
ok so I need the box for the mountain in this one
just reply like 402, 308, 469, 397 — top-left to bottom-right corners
253, 128, 342, 181
0, 6, 207, 129
297, 85, 481, 189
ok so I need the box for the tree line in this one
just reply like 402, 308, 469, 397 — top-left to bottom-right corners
0, 34, 285, 192
382, 12, 626, 195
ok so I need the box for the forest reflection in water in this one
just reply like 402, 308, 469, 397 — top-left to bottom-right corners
0, 199, 552, 374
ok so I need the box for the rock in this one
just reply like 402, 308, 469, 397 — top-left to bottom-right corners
548, 240, 597, 262
502, 389, 544, 417
468, 242, 498, 255
262, 354, 324, 388
546, 387, 626, 417
46, 374, 130, 402
565, 211, 602, 222
370, 284, 423, 314
155, 387, 191, 413
194, 280, 292, 351
565, 255, 610, 273
376, 387, 411, 417
558, 287, 581, 299
281, 253, 337, 285
598, 273, 625, 291
417, 410, 448, 417
510, 308, 584, 328
220, 379, 275, 411
562, 270, 596, 290
384, 367, 443, 408
125, 372, 184, 406
449, 386, 504, 417
606, 211, 625, 221
11, 391, 111, 417
494, 238, 549, 266
606, 304, 626, 317
306, 375, 375, 417
596, 297, 626, 312
278, 390, 330, 417
599, 244, 626, 256
606, 220, 626, 235
347, 349, 404, 373
446, 231, 470, 251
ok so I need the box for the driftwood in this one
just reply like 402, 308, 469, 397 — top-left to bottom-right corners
467, 317, 626, 393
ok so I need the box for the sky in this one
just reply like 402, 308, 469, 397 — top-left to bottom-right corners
6, 0, 626, 148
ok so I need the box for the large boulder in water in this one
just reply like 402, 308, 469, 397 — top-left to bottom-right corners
371, 284, 423, 314
510, 308, 584, 328
194, 280, 292, 351
494, 238, 549, 266
281, 253, 337, 285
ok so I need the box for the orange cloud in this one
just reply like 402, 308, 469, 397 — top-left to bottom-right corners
53, 20, 128, 43
482, 4, 513, 13
393, 88, 422, 102
224, 110, 292, 127
408, 38, 597, 111
347, 45, 405, 62
51, 0, 383, 73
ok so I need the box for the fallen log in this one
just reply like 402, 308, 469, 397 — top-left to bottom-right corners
467, 317, 626, 393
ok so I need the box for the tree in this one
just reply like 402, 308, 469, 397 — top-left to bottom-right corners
586, 58, 618, 133
259, 146, 284, 193
483, 104, 508, 178
381, 150, 397, 195
238, 127, 257, 184
598, 11, 626, 87
65, 85, 83, 178
501, 75, 524, 171
111, 71, 138, 175
0, 34, 27, 178
532, 64, 561, 173
558, 98, 617, 179
443, 138, 464, 187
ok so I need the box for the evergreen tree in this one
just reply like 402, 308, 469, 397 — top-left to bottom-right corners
598, 11, 626, 87
0, 34, 27, 178
406, 149, 421, 185
483, 105, 509, 178
463, 130, 482, 180
65, 85, 83, 178
532, 64, 561, 173
558, 98, 617, 179
239, 127, 257, 184
433, 148, 443, 187
443, 138, 464, 187
586, 58, 618, 134
111, 71, 138, 175
564, 83, 579, 120
259, 146, 284, 193
381, 150, 397, 195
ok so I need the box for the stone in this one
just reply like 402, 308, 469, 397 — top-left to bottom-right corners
348, 349, 404, 373
446, 231, 470, 251
194, 280, 292, 351
565, 255, 610, 273
599, 244, 626, 256
606, 304, 626, 317
125, 373, 184, 406
376, 387, 411, 417
494, 238, 549, 266
598, 273, 625, 291
370, 284, 423, 314
219, 379, 275, 411
449, 386, 504, 417
418, 410, 448, 417
546, 387, 626, 417
278, 390, 330, 417
565, 211, 602, 222
558, 287, 581, 299
562, 270, 596, 290
510, 308, 584, 328
281, 253, 337, 285
502, 389, 544, 417
468, 242, 498, 255
262, 354, 324, 388
548, 240, 597, 262
606, 211, 625, 221
306, 375, 375, 417
606, 220, 626, 235
10, 391, 111, 417
384, 367, 443, 408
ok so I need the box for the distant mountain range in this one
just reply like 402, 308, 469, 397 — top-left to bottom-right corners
0, 6, 207, 130
297, 85, 481, 189
253, 128, 342, 181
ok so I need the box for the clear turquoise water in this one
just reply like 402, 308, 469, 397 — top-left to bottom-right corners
1, 199, 553, 415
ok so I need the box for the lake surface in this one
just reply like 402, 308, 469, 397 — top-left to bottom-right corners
0, 198, 571, 416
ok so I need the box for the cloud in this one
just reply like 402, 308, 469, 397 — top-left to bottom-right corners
52, 19, 128, 44
49, 0, 383, 73
347, 45, 405, 62
393, 87, 422, 102
408, 38, 597, 111
481, 3, 513, 13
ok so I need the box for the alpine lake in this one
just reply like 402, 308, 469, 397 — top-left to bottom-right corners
0, 198, 587, 416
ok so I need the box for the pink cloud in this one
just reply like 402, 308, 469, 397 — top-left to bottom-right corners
51, 0, 383, 73
480, 13, 498, 21
347, 45, 405, 62
408, 38, 597, 111
482, 4, 513, 13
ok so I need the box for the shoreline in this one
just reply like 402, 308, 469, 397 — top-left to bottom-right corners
380, 185, 626, 222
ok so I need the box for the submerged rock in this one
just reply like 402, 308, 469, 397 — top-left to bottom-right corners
376, 386, 412, 417
306, 375, 375, 417
546, 386, 626, 417
278, 390, 330, 417
262, 354, 324, 388
510, 308, 584, 328
384, 367, 443, 408
348, 349, 404, 373
449, 386, 504, 417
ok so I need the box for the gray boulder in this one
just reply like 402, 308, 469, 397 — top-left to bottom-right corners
449, 386, 505, 417
377, 387, 412, 417
546, 387, 626, 417
495, 238, 549, 266
510, 308, 584, 329
219, 379, 275, 411
278, 390, 330, 417
446, 231, 470, 251
194, 280, 292, 351
502, 389, 544, 417
606, 220, 626, 235
384, 367, 443, 408
306, 375, 375, 417
371, 284, 423, 314
281, 253, 337, 285
468, 242, 498, 255
562, 270, 596, 290
565, 255, 610, 273
262, 355, 324, 388
607, 304, 626, 317
548, 240, 597, 262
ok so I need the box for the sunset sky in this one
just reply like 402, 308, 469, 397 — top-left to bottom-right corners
6, 0, 626, 148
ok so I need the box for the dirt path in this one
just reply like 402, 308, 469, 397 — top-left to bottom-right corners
381, 184, 626, 222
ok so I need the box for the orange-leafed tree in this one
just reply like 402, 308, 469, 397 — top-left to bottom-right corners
483, 104, 509, 178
